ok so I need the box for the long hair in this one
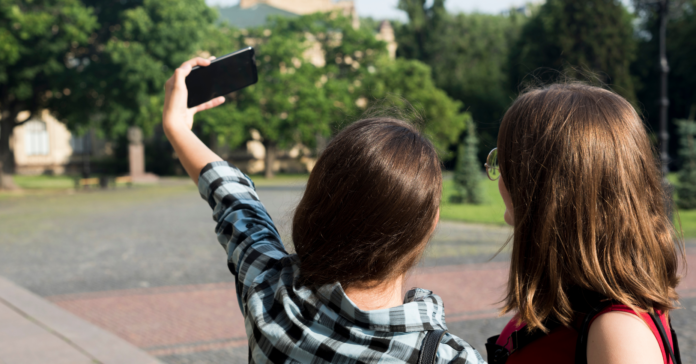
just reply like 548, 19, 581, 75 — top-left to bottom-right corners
498, 83, 683, 331
292, 118, 442, 290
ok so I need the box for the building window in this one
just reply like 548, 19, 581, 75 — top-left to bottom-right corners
24, 120, 50, 156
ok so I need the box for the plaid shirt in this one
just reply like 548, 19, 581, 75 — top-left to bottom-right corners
199, 161, 486, 364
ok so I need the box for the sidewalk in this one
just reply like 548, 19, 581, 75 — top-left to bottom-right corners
0, 276, 161, 364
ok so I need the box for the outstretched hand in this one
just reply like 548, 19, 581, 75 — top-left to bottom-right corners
162, 57, 225, 184
163, 57, 225, 133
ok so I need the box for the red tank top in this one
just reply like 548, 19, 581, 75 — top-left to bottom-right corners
496, 304, 673, 364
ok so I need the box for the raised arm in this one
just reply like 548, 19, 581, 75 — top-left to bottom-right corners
161, 57, 287, 313
162, 57, 226, 183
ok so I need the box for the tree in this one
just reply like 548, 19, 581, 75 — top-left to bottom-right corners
450, 118, 482, 204
631, 0, 696, 167
676, 119, 696, 209
197, 12, 468, 177
197, 13, 387, 178
53, 0, 217, 138
509, 0, 637, 104
395, 1, 527, 163
363, 58, 469, 156
0, 0, 97, 188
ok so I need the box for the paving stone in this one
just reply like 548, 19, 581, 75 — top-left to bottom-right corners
0, 184, 693, 363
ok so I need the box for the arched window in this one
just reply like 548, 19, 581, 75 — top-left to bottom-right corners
24, 120, 50, 156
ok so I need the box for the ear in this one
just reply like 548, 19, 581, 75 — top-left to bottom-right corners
432, 209, 440, 232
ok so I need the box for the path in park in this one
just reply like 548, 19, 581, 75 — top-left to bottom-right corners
0, 182, 694, 363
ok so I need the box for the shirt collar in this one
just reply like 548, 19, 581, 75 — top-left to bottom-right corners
315, 281, 449, 333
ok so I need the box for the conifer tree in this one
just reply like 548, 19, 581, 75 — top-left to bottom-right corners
451, 118, 483, 204
676, 119, 696, 210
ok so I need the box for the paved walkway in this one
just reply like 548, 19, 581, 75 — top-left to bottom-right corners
0, 183, 694, 363
0, 276, 160, 364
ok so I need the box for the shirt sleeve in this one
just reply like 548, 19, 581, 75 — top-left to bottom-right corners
197, 161, 287, 314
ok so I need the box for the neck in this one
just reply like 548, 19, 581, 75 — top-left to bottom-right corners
344, 275, 405, 311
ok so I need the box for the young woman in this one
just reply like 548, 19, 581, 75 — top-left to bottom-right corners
162, 57, 485, 363
484, 83, 684, 364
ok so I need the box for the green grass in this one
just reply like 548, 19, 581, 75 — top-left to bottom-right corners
440, 178, 507, 225
441, 174, 696, 239
13, 175, 75, 190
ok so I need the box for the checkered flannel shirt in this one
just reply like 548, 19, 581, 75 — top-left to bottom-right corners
199, 161, 486, 364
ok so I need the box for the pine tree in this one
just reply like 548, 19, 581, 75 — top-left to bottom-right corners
677, 119, 696, 210
451, 118, 483, 204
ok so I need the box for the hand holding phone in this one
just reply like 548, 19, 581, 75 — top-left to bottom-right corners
186, 47, 259, 108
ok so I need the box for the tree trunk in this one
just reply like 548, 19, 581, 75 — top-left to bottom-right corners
264, 141, 276, 179
0, 117, 17, 190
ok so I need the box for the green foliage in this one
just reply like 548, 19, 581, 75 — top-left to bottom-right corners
450, 118, 483, 204
676, 119, 696, 209
363, 58, 469, 156
632, 0, 696, 163
197, 13, 386, 154
395, 1, 527, 162
0, 0, 98, 176
510, 0, 637, 103
198, 12, 468, 161
52, 0, 217, 138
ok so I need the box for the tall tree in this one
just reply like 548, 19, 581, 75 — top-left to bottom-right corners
0, 0, 97, 188
193, 13, 468, 177
363, 58, 469, 157
53, 0, 217, 138
509, 0, 637, 103
395, 1, 527, 163
632, 0, 696, 167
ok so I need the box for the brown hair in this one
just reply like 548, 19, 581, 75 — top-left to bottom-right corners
498, 83, 683, 331
292, 118, 442, 290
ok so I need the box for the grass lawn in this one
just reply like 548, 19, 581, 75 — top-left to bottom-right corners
13, 175, 76, 190
442, 174, 696, 239
440, 178, 507, 225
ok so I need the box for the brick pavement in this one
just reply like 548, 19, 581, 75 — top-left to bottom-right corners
48, 251, 696, 362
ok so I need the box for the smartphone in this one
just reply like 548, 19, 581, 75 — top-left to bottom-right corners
186, 47, 258, 108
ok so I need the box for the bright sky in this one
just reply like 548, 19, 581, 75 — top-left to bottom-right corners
205, 0, 537, 21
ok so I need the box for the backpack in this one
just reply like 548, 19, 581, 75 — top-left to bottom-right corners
484, 295, 682, 364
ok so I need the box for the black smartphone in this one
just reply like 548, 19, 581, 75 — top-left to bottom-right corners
186, 47, 258, 108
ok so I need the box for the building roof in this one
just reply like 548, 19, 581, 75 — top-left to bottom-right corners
217, 4, 298, 29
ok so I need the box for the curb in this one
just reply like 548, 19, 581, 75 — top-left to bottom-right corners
0, 276, 161, 364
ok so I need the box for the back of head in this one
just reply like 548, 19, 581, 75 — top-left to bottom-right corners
292, 118, 442, 290
498, 83, 682, 330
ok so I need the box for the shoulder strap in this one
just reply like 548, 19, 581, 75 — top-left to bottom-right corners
418, 330, 448, 364
648, 312, 681, 364
574, 300, 613, 364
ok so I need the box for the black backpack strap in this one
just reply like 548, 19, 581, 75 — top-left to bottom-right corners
574, 300, 613, 364
648, 312, 681, 364
418, 330, 447, 364
485, 335, 510, 364
668, 317, 682, 364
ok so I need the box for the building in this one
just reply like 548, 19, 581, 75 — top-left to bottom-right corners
9, 0, 397, 176
219, 0, 358, 29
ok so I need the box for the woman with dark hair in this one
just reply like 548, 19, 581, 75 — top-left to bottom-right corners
162, 57, 485, 363
485, 83, 684, 364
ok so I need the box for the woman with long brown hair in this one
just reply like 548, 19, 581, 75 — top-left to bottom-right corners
162, 57, 485, 363
485, 83, 684, 364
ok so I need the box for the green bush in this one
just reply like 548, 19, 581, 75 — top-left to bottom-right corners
676, 120, 696, 210
450, 118, 483, 204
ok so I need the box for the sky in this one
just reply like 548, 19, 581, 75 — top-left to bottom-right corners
204, 0, 537, 21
